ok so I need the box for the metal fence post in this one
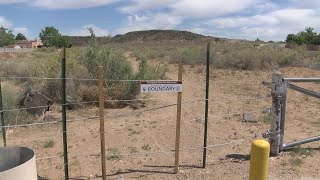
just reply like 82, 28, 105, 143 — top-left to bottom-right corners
61, 47, 69, 179
0, 80, 7, 147
269, 71, 284, 156
98, 66, 107, 179
203, 42, 210, 168
279, 81, 287, 151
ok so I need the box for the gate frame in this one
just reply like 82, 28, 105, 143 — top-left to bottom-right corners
264, 72, 320, 156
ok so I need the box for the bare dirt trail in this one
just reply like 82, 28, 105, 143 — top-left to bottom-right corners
123, 51, 140, 73
4, 57, 320, 180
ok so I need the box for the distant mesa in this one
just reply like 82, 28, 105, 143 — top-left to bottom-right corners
66, 30, 226, 46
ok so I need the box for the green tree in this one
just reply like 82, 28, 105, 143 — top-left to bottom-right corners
312, 34, 320, 45
303, 27, 317, 44
52, 35, 71, 48
15, 32, 27, 40
39, 26, 71, 48
0, 27, 15, 47
286, 33, 304, 45
39, 26, 61, 47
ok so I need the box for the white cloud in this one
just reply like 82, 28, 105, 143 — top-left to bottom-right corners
119, 0, 271, 18
0, 16, 13, 28
0, 0, 28, 4
118, 0, 175, 13
209, 15, 279, 29
0, 0, 119, 9
205, 8, 320, 40
12, 27, 32, 39
288, 0, 320, 8
170, 0, 258, 18
32, 0, 119, 9
0, 16, 32, 38
63, 24, 109, 36
113, 13, 182, 35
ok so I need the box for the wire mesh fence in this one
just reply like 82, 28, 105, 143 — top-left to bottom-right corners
0, 46, 280, 179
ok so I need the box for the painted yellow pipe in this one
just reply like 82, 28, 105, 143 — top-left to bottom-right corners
249, 139, 270, 180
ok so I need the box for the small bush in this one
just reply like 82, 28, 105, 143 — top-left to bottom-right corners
290, 145, 312, 157
1, 81, 32, 125
141, 144, 151, 151
129, 147, 138, 154
79, 40, 166, 104
107, 148, 121, 160
43, 139, 55, 148
260, 112, 272, 124
288, 145, 313, 166
290, 157, 303, 166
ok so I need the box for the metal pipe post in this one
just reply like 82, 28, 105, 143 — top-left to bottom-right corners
279, 93, 287, 151
61, 47, 69, 179
279, 81, 287, 151
0, 80, 6, 147
283, 78, 320, 82
269, 71, 284, 156
287, 83, 320, 99
283, 136, 320, 149
203, 43, 210, 168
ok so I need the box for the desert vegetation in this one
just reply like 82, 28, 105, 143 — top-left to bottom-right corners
286, 27, 320, 45
0, 29, 319, 179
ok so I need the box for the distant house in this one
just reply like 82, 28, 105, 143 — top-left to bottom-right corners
15, 39, 43, 49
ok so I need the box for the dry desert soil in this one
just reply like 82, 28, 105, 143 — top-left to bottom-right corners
5, 61, 320, 180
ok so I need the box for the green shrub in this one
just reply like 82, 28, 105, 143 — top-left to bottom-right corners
0, 81, 32, 125
79, 40, 166, 103
107, 148, 121, 160
43, 139, 55, 148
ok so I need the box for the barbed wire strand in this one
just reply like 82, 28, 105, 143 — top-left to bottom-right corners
0, 93, 270, 113
0, 76, 272, 86
1, 107, 259, 129
36, 139, 246, 162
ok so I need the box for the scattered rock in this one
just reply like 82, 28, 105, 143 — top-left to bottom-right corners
66, 95, 84, 110
242, 112, 257, 122
270, 157, 277, 161
19, 87, 53, 116
124, 101, 146, 110
261, 81, 271, 88
261, 107, 271, 114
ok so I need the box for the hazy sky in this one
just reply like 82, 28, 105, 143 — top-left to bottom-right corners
0, 0, 319, 41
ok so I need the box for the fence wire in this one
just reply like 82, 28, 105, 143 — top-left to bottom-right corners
35, 139, 246, 162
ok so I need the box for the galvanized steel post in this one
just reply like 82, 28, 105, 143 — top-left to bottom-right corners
203, 43, 210, 168
61, 47, 69, 179
0, 80, 6, 147
279, 82, 287, 151
270, 71, 284, 156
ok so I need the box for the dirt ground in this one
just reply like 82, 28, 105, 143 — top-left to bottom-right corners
4, 64, 320, 180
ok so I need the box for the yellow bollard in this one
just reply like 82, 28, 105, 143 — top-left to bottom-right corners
249, 139, 270, 180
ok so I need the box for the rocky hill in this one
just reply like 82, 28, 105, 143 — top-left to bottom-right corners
67, 30, 225, 46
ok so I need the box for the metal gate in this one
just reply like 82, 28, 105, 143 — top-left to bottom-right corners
263, 71, 320, 155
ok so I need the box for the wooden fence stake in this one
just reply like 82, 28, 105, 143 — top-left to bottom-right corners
270, 71, 283, 156
98, 66, 107, 179
174, 64, 183, 174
